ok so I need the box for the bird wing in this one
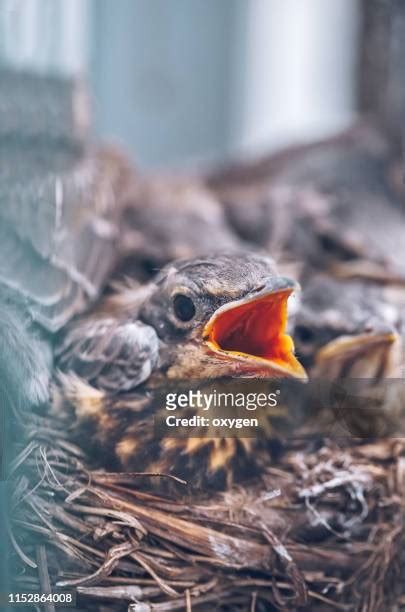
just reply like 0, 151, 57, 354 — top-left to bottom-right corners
0, 145, 133, 332
56, 317, 159, 392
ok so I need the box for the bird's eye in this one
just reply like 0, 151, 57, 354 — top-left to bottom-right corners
173, 294, 196, 322
295, 325, 315, 344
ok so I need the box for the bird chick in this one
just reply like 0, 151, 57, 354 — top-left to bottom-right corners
292, 275, 405, 439
294, 275, 402, 380
56, 252, 306, 489
206, 124, 405, 283
117, 177, 243, 282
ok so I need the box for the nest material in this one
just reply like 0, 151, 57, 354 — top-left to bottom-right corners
9, 410, 405, 611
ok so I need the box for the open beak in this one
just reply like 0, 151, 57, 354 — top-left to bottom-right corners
314, 330, 400, 379
203, 278, 307, 380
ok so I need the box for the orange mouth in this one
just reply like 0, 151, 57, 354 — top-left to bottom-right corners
203, 287, 307, 379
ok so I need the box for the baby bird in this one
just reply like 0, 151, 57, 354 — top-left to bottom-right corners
293, 275, 404, 438
56, 252, 306, 489
294, 275, 403, 379
117, 176, 243, 282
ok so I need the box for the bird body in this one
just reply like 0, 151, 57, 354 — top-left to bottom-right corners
55, 253, 306, 488
116, 176, 244, 282
206, 124, 405, 284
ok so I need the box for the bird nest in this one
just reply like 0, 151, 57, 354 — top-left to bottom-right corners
9, 407, 405, 611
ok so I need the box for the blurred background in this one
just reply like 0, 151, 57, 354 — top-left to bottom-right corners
0, 0, 360, 168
